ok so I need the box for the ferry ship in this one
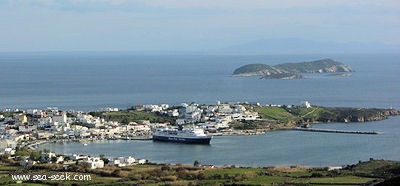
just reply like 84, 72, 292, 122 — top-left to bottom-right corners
152, 125, 212, 144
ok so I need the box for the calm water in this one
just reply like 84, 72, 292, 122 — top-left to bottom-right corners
1, 53, 399, 110
41, 116, 400, 167
2, 52, 400, 166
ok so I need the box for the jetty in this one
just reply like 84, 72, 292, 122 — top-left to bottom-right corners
294, 127, 378, 135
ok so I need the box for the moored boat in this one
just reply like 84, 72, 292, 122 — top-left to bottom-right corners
152, 125, 212, 144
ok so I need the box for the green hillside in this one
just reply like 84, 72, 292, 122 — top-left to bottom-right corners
232, 64, 273, 75
232, 58, 353, 79
275, 58, 353, 73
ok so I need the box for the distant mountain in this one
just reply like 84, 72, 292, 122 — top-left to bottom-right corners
222, 38, 400, 54
233, 58, 353, 79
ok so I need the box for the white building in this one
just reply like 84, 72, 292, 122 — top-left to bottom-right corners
168, 109, 179, 117
302, 101, 312, 108
102, 107, 119, 112
70, 154, 88, 161
45, 108, 60, 117
77, 114, 102, 127
18, 124, 37, 132
85, 157, 104, 169
38, 117, 53, 128
53, 112, 67, 123
4, 147, 15, 155
26, 109, 44, 118
143, 105, 162, 112
109, 156, 136, 167
137, 159, 147, 164
218, 105, 233, 114
161, 104, 169, 110
14, 113, 28, 124
36, 131, 52, 139
130, 124, 151, 132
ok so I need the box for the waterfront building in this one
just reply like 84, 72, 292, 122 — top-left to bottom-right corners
18, 124, 37, 133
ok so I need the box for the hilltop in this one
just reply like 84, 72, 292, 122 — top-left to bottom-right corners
233, 58, 353, 79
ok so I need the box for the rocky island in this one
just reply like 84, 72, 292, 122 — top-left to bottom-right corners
232, 58, 353, 79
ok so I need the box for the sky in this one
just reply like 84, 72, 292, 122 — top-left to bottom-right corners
1, 0, 399, 52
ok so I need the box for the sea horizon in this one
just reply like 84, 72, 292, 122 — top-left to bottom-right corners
1, 53, 399, 111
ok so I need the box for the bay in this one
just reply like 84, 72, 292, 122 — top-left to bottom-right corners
2, 52, 400, 167
40, 116, 400, 167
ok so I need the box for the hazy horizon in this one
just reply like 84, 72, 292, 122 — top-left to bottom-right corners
1, 0, 399, 53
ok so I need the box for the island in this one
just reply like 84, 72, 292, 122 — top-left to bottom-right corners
232, 58, 353, 79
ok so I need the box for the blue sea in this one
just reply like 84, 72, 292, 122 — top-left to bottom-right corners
2, 52, 400, 167
1, 53, 399, 110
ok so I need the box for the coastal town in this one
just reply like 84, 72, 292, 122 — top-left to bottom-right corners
1, 101, 399, 185
0, 101, 272, 169
1, 100, 399, 171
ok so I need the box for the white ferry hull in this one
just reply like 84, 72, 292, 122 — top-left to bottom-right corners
152, 135, 211, 144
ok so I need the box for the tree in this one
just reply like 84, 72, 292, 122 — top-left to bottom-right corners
29, 150, 42, 161
15, 146, 30, 157
121, 118, 129, 125
99, 154, 109, 164
51, 156, 58, 163
77, 162, 90, 172
193, 160, 200, 167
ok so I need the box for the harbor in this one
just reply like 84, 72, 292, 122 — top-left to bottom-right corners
293, 127, 378, 135
39, 117, 400, 167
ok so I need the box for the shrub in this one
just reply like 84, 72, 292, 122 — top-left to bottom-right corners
161, 175, 178, 182
128, 173, 142, 181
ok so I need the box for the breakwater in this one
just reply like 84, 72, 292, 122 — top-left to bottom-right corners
294, 127, 378, 135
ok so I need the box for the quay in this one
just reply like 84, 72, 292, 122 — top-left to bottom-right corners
294, 127, 378, 135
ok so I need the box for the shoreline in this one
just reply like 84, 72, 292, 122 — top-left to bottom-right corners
3, 103, 399, 171
26, 116, 398, 152
33, 116, 400, 169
